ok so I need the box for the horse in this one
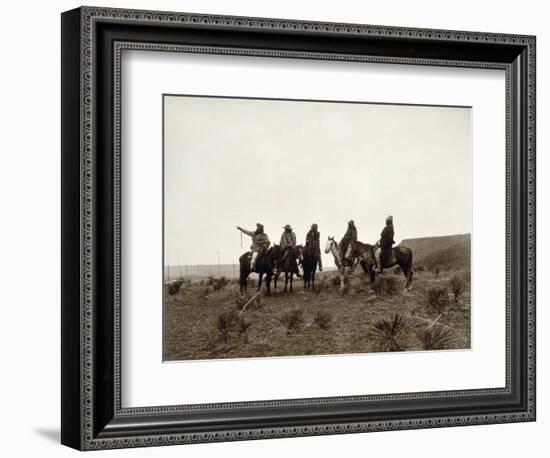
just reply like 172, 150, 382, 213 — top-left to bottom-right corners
274, 245, 304, 293
324, 236, 349, 291
239, 245, 282, 296
353, 240, 414, 290
302, 244, 321, 290
349, 240, 376, 283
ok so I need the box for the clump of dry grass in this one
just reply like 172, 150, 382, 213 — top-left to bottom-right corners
313, 310, 333, 330
368, 313, 410, 352
449, 275, 465, 303
427, 286, 449, 313
417, 326, 456, 350
278, 308, 305, 334
372, 276, 398, 296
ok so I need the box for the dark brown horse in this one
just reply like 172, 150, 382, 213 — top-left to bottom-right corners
302, 244, 321, 290
274, 245, 304, 293
352, 240, 414, 290
239, 245, 282, 295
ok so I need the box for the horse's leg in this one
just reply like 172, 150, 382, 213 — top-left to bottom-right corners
258, 273, 263, 292
369, 268, 376, 284
266, 273, 271, 296
239, 265, 248, 295
284, 272, 288, 293
312, 269, 316, 290
398, 254, 413, 290
404, 266, 413, 290
290, 273, 294, 292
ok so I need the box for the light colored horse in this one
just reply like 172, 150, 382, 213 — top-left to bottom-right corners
324, 236, 349, 291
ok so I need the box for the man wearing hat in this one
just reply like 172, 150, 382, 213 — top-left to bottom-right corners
306, 223, 323, 271
236, 223, 271, 271
377, 215, 395, 273
339, 220, 358, 266
280, 224, 299, 275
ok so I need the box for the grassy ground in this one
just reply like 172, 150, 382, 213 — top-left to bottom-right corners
163, 268, 470, 361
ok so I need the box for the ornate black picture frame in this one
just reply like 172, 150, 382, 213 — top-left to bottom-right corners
61, 6, 536, 450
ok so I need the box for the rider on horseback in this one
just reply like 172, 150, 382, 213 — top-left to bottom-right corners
236, 223, 271, 271
280, 224, 301, 277
376, 215, 395, 273
305, 223, 323, 271
338, 220, 357, 267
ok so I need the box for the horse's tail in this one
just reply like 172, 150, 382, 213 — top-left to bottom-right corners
239, 252, 251, 291
400, 246, 413, 282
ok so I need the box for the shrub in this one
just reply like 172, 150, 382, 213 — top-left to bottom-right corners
237, 317, 253, 343
330, 275, 341, 289
434, 267, 440, 277
368, 313, 410, 352
427, 286, 449, 313
235, 295, 248, 311
313, 310, 333, 330
166, 279, 184, 295
393, 267, 401, 275
449, 274, 465, 303
372, 276, 398, 296
235, 293, 262, 311
417, 326, 456, 350
213, 310, 238, 343
213, 310, 253, 344
278, 308, 305, 334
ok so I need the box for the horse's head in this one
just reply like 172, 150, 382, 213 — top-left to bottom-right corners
269, 244, 283, 274
295, 245, 304, 264
325, 236, 336, 254
362, 243, 377, 266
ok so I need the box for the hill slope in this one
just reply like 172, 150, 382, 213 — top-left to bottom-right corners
400, 234, 471, 270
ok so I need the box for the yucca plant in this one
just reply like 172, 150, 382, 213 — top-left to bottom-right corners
237, 317, 253, 343
368, 313, 410, 352
427, 286, 449, 313
214, 310, 238, 343
449, 274, 465, 303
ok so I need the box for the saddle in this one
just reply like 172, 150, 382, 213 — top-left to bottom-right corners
380, 248, 397, 267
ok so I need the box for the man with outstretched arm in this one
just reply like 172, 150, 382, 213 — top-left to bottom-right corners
236, 223, 271, 271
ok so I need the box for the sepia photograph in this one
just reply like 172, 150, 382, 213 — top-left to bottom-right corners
163, 94, 472, 361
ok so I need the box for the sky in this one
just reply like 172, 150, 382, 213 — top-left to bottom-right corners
164, 95, 471, 268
